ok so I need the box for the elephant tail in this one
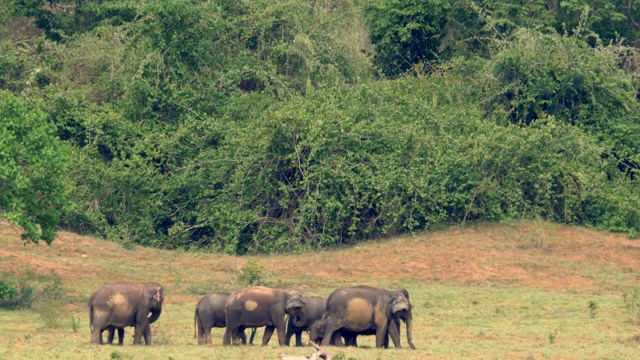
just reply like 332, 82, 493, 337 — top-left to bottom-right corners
88, 304, 93, 331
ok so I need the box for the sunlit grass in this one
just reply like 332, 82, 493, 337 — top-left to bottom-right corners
1, 220, 640, 359
1, 282, 639, 359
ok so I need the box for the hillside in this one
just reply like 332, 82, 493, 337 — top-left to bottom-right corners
2, 220, 640, 293
1, 220, 640, 359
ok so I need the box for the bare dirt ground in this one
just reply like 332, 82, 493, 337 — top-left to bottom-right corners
2, 219, 639, 293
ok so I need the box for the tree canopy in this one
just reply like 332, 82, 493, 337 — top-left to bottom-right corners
1, 0, 639, 250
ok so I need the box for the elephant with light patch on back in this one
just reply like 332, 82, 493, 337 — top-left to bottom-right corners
194, 291, 257, 345
223, 286, 306, 346
88, 282, 164, 345
321, 285, 414, 349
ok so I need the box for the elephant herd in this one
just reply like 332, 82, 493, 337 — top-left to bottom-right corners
87, 283, 415, 350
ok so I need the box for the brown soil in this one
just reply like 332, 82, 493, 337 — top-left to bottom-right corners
1, 219, 639, 292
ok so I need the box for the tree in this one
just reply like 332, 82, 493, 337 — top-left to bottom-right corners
0, 91, 71, 244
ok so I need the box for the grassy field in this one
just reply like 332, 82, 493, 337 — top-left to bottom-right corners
1, 219, 639, 359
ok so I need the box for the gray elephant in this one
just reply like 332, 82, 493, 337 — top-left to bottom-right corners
194, 292, 257, 345
309, 318, 384, 347
223, 286, 306, 346
284, 296, 326, 347
88, 282, 164, 345
321, 285, 414, 349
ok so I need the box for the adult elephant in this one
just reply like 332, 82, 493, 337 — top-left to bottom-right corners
194, 292, 257, 345
284, 296, 326, 347
88, 282, 164, 345
321, 285, 414, 349
223, 286, 306, 347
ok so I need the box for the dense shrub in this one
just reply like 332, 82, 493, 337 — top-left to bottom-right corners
1, 1, 639, 252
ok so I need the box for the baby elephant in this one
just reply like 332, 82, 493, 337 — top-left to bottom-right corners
194, 292, 256, 345
285, 296, 326, 347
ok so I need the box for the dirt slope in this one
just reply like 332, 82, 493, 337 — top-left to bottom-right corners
1, 219, 639, 296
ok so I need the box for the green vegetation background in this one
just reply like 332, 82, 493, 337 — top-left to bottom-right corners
1, 0, 639, 253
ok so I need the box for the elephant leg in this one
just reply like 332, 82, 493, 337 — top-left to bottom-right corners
374, 322, 390, 348
106, 328, 115, 345
223, 327, 232, 345
295, 331, 303, 347
387, 319, 401, 348
248, 327, 256, 345
333, 331, 346, 347
262, 326, 275, 346
320, 320, 342, 347
284, 325, 295, 346
276, 322, 288, 347
198, 323, 212, 346
143, 324, 152, 345
235, 327, 247, 345
133, 321, 148, 345
204, 326, 212, 345
91, 326, 104, 345
343, 331, 357, 347
117, 328, 125, 346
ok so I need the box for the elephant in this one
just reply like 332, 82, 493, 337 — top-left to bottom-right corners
194, 292, 257, 345
88, 282, 164, 345
308, 318, 386, 347
223, 286, 306, 347
320, 285, 414, 349
284, 296, 326, 347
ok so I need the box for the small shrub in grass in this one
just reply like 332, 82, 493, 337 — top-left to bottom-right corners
71, 316, 81, 332
332, 352, 357, 360
31, 273, 68, 328
0, 278, 34, 309
236, 261, 271, 286
623, 288, 640, 324
0, 279, 19, 307
588, 300, 599, 318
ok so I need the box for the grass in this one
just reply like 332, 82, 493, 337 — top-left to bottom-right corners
0, 219, 639, 359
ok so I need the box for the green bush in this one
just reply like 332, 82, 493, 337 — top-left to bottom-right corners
0, 279, 19, 306
236, 261, 270, 286
0, 278, 34, 310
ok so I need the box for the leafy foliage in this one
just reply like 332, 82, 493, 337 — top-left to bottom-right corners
364, 0, 450, 77
0, 91, 71, 244
0, 0, 639, 251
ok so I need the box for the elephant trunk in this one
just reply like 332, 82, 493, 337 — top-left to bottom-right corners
285, 296, 306, 327
149, 307, 162, 324
405, 313, 415, 350
291, 307, 307, 328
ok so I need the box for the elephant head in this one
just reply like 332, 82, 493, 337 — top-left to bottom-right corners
145, 282, 164, 324
390, 289, 414, 350
284, 291, 307, 327
308, 319, 326, 344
